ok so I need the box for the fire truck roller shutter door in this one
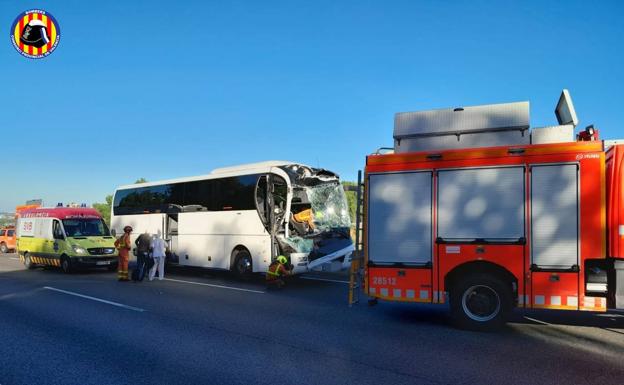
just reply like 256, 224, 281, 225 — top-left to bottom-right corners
368, 171, 433, 265
530, 164, 579, 269
437, 167, 525, 241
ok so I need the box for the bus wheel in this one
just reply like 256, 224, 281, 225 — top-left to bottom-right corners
24, 253, 36, 270
233, 249, 253, 278
0, 243, 8, 254
61, 256, 73, 274
450, 274, 512, 331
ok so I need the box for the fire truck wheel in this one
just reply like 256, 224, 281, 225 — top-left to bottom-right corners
450, 274, 512, 331
0, 243, 8, 254
233, 249, 253, 278
61, 256, 73, 274
24, 253, 36, 270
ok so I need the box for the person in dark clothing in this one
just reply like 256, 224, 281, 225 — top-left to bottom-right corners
133, 231, 152, 282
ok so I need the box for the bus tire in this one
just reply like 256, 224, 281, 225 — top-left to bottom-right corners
0, 242, 8, 254
24, 253, 36, 270
233, 249, 253, 278
61, 256, 73, 274
449, 273, 512, 331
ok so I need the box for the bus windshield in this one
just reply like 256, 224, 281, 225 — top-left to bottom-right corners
307, 182, 351, 231
62, 219, 110, 237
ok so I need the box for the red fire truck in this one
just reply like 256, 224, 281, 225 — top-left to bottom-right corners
362, 90, 624, 330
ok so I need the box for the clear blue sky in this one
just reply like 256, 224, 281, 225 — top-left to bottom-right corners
1, 0, 623, 212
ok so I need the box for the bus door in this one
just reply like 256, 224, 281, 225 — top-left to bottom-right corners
530, 164, 580, 310
164, 213, 179, 263
256, 174, 288, 259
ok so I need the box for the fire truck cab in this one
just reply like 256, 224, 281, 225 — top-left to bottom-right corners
364, 90, 624, 330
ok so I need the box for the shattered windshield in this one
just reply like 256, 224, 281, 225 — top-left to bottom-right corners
306, 182, 351, 231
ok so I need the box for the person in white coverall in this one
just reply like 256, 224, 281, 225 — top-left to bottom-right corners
149, 231, 167, 281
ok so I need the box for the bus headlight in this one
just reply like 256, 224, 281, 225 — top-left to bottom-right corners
72, 245, 87, 254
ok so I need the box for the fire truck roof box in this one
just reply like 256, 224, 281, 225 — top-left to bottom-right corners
394, 101, 530, 153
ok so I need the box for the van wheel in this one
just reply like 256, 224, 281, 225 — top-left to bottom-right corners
450, 274, 512, 331
24, 253, 36, 270
233, 250, 253, 278
0, 243, 8, 254
61, 256, 73, 274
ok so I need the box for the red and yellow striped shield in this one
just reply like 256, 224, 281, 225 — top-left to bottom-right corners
10, 9, 60, 59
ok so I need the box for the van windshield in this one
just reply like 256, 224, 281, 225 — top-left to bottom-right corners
62, 219, 110, 237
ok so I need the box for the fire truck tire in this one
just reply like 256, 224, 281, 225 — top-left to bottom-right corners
232, 249, 253, 278
450, 274, 512, 331
0, 243, 8, 254
24, 253, 36, 270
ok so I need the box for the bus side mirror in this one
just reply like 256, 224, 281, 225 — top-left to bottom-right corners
111, 229, 117, 237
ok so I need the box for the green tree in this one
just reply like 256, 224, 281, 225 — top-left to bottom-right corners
341, 181, 358, 224
0, 216, 15, 228
92, 195, 113, 226
135, 178, 148, 184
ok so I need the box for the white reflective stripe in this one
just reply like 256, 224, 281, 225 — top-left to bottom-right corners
550, 296, 561, 306
419, 290, 428, 300
380, 288, 389, 297
586, 283, 608, 292
566, 296, 578, 307
619, 225, 624, 236
406, 289, 415, 299
433, 291, 439, 302
525, 295, 530, 305
369, 287, 377, 295
393, 289, 402, 298
584, 297, 595, 307
599, 298, 606, 308
518, 295, 524, 305
535, 295, 545, 305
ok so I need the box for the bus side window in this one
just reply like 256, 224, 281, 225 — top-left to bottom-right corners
53, 221, 64, 240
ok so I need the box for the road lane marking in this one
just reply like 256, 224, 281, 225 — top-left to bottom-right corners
523, 316, 550, 325
43, 286, 145, 312
163, 278, 265, 294
9, 257, 19, 260
300, 276, 350, 284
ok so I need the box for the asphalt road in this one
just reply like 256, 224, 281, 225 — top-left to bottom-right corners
1, 253, 624, 385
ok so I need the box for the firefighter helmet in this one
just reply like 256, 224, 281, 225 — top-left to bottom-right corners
20, 19, 50, 48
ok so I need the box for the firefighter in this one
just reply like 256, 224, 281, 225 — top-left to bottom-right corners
114, 226, 132, 281
266, 255, 292, 289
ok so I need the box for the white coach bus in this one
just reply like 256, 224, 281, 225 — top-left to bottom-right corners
110, 161, 354, 276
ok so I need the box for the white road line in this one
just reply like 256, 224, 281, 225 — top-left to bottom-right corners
300, 276, 350, 284
43, 286, 145, 312
523, 316, 550, 325
163, 278, 265, 294
9, 257, 19, 260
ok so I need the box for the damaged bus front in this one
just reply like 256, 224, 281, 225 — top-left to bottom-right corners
259, 164, 354, 273
111, 161, 353, 277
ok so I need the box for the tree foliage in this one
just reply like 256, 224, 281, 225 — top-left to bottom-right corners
341, 181, 358, 225
92, 195, 113, 226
